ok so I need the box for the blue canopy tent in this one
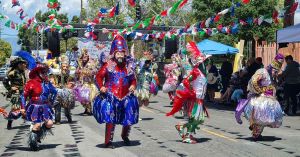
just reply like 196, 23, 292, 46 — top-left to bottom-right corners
197, 39, 239, 55
277, 23, 300, 43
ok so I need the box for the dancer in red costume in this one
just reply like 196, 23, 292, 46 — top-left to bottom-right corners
93, 35, 139, 149
22, 63, 57, 151
166, 41, 210, 144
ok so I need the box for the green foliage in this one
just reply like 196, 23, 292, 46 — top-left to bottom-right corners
87, 0, 193, 26
18, 10, 70, 52
71, 15, 80, 24
60, 37, 78, 54
192, 0, 283, 44
17, 26, 34, 52
0, 39, 12, 65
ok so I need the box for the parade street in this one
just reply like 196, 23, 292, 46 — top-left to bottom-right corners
0, 83, 299, 157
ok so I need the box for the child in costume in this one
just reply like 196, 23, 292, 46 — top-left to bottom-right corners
162, 54, 181, 104
235, 54, 284, 140
166, 41, 209, 144
74, 49, 98, 115
93, 35, 139, 149
22, 63, 57, 151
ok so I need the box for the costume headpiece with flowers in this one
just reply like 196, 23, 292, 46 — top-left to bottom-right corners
269, 53, 284, 71
186, 41, 210, 66
110, 35, 129, 56
29, 63, 49, 79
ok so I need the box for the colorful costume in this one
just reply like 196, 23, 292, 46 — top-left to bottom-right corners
135, 52, 159, 106
2, 57, 27, 129
162, 54, 181, 103
22, 64, 57, 150
54, 64, 74, 123
166, 42, 209, 144
93, 35, 139, 148
235, 54, 284, 140
74, 51, 98, 115
66, 47, 80, 68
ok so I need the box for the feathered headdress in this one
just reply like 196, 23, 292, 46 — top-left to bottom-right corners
186, 41, 209, 66
15, 51, 37, 70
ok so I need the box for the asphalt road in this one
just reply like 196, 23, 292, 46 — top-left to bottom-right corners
0, 84, 300, 157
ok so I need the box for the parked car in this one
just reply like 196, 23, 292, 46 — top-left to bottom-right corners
0, 65, 9, 81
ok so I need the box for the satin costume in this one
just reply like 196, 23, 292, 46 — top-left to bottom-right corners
93, 35, 139, 147
22, 77, 57, 123
74, 57, 98, 114
235, 68, 283, 139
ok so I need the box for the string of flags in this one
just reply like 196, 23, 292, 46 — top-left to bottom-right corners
1, 0, 299, 41
11, 0, 28, 20
98, 2, 120, 18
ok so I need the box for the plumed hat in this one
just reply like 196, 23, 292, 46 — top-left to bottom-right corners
29, 63, 49, 79
186, 41, 210, 66
270, 53, 284, 71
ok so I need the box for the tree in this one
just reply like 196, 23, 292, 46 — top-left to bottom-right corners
71, 15, 80, 24
87, 0, 192, 26
0, 39, 12, 65
18, 10, 70, 52
60, 37, 78, 54
192, 0, 282, 45
17, 26, 34, 52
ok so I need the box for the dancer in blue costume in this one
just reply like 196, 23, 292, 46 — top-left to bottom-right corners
22, 63, 57, 151
93, 35, 139, 149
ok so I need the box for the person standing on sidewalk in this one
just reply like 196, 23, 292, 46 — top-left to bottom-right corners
281, 55, 300, 115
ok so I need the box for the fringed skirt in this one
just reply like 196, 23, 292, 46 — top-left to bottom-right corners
244, 96, 283, 128
93, 93, 139, 126
26, 104, 54, 123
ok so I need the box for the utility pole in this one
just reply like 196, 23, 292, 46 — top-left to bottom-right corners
80, 0, 83, 24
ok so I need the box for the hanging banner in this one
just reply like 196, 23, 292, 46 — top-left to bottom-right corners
77, 38, 110, 60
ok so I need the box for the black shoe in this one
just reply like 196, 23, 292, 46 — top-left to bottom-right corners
122, 137, 131, 146
249, 126, 253, 131
252, 135, 263, 141
7, 120, 12, 130
67, 117, 72, 123
29, 131, 39, 151
86, 112, 93, 116
105, 142, 115, 149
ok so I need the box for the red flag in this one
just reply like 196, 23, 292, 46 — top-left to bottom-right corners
290, 2, 298, 14
242, 0, 250, 4
128, 0, 136, 7
161, 10, 168, 17
179, 0, 188, 8
272, 10, 279, 24
109, 7, 116, 18
147, 16, 156, 30
200, 21, 205, 28
93, 18, 100, 24
239, 20, 247, 25
217, 24, 223, 31
214, 14, 221, 22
